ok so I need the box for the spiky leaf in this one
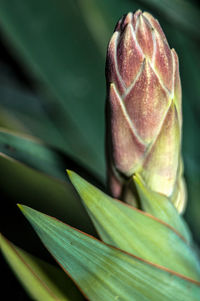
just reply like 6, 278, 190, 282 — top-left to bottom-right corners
0, 234, 84, 301
134, 174, 191, 243
68, 170, 200, 280
18, 204, 200, 301
0, 128, 67, 181
0, 153, 95, 235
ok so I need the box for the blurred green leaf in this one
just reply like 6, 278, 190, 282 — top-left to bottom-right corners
134, 174, 191, 244
0, 153, 95, 235
0, 105, 28, 134
0, 1, 199, 299
0, 64, 106, 185
68, 170, 200, 280
0, 234, 84, 301
78, 0, 110, 56
175, 34, 200, 245
0, 0, 106, 180
0, 128, 68, 181
18, 204, 200, 301
0, 63, 66, 147
136, 0, 200, 39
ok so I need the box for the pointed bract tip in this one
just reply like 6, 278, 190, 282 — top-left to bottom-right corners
115, 12, 133, 32
135, 9, 142, 15
123, 12, 133, 24
133, 10, 143, 21
115, 11, 144, 32
142, 11, 155, 22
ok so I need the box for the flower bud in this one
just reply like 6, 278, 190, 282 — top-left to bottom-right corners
106, 10, 186, 213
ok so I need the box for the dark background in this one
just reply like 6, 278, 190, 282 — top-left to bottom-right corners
0, 0, 200, 299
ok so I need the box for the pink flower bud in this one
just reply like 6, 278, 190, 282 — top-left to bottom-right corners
106, 10, 186, 213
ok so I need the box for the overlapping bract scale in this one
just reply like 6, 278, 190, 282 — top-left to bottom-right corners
142, 104, 180, 197
117, 23, 144, 88
108, 84, 146, 176
124, 59, 169, 143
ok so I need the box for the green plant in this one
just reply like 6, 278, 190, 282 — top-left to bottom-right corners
1, 3, 200, 301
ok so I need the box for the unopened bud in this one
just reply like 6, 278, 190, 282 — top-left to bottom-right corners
106, 10, 186, 213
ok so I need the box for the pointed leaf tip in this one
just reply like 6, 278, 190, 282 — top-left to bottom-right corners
66, 169, 72, 177
66, 169, 74, 179
1, 234, 83, 301
133, 174, 191, 243
17, 203, 24, 212
67, 170, 87, 191
65, 172, 200, 280
16, 205, 200, 300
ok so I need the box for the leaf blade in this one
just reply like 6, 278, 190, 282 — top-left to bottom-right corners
18, 204, 200, 301
0, 153, 95, 235
0, 128, 68, 181
0, 0, 106, 179
134, 173, 191, 243
68, 171, 200, 281
1, 234, 84, 301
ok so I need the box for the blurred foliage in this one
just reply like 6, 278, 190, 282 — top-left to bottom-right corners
0, 0, 199, 298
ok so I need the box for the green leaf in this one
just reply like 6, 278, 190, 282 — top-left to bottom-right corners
0, 234, 84, 301
68, 170, 200, 281
0, 105, 28, 134
0, 63, 69, 152
0, 153, 95, 235
133, 174, 191, 243
175, 33, 200, 245
0, 63, 105, 182
18, 204, 200, 301
0, 0, 106, 180
0, 128, 69, 181
137, 0, 200, 39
